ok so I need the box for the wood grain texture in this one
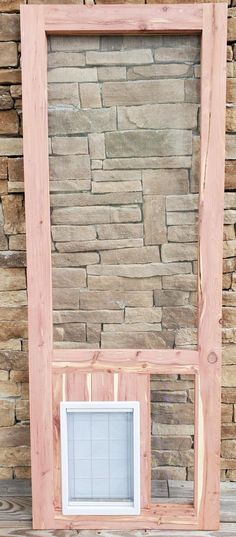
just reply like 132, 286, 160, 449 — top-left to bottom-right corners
20, 5, 54, 530
91, 372, 114, 400
44, 4, 203, 34
197, 2, 227, 530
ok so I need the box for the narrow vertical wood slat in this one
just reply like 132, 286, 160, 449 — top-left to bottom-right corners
52, 372, 64, 512
20, 5, 54, 529
197, 3, 227, 529
91, 372, 114, 400
66, 372, 90, 401
118, 372, 151, 509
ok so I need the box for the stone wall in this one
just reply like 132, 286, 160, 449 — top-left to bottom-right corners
0, 0, 235, 484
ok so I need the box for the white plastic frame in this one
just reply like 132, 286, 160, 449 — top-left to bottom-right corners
60, 401, 140, 516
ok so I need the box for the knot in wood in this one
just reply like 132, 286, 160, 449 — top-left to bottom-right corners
207, 352, 218, 364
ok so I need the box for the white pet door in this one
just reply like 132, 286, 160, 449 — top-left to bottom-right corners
60, 401, 140, 515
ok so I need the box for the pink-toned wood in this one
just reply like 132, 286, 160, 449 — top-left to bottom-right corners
66, 371, 90, 401
44, 4, 203, 35
52, 372, 64, 512
91, 372, 114, 400
53, 348, 199, 370
117, 372, 150, 509
196, 3, 227, 529
20, 6, 54, 530
20, 2, 227, 530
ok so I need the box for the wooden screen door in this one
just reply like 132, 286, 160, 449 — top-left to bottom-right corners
21, 3, 227, 531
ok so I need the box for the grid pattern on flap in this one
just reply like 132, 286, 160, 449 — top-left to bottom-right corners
67, 411, 134, 501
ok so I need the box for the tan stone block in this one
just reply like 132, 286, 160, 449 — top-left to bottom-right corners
104, 323, 161, 333
51, 36, 99, 52
0, 69, 21, 85
0, 370, 8, 380
0, 157, 7, 179
0, 268, 26, 290
56, 238, 143, 253
51, 136, 88, 155
223, 273, 232, 290
52, 252, 99, 267
10, 85, 22, 99
48, 107, 116, 135
223, 258, 236, 273
226, 107, 236, 132
0, 379, 20, 396
48, 67, 97, 83
88, 133, 105, 159
225, 192, 236, 208
152, 467, 186, 481
184, 79, 200, 103
87, 49, 153, 66
166, 194, 198, 212
127, 63, 192, 80
224, 240, 236, 258
225, 161, 236, 190
105, 130, 192, 158
53, 288, 80, 309
0, 446, 30, 466
53, 309, 123, 324
227, 78, 236, 103
2, 194, 25, 234
223, 225, 235, 241
228, 17, 236, 41
161, 243, 197, 263
233, 273, 236, 291
162, 306, 197, 329
223, 328, 236, 344
0, 321, 27, 341
0, 110, 18, 135
167, 212, 197, 226
125, 307, 162, 323
58, 323, 86, 342
52, 206, 141, 225
8, 158, 23, 181
50, 192, 143, 206
118, 103, 198, 130
0, 307, 27, 321
92, 180, 142, 194
50, 180, 91, 192
154, 290, 189, 307
0, 138, 22, 157
168, 225, 198, 243
0, 13, 20, 40
49, 155, 90, 180
0, 42, 17, 67
80, 83, 101, 108
0, 226, 8, 250
143, 169, 189, 195
175, 328, 198, 346
154, 46, 199, 63
222, 365, 236, 386
87, 262, 192, 278
80, 290, 153, 310
48, 51, 85, 68
9, 234, 26, 250
88, 275, 162, 291
226, 134, 236, 158
14, 466, 31, 478
21, 382, 29, 399
103, 156, 191, 170
0, 349, 27, 370
162, 274, 197, 291
0, 0, 25, 11
152, 450, 194, 467
52, 268, 86, 288
100, 246, 160, 264
222, 387, 236, 403
101, 331, 174, 349
227, 469, 236, 480
10, 370, 28, 382
0, 400, 15, 426
152, 422, 194, 436
223, 307, 236, 327
48, 82, 79, 102
91, 160, 102, 170
0, 86, 13, 110
144, 195, 166, 245
52, 225, 96, 242
87, 323, 101, 343
97, 223, 143, 240
98, 66, 126, 81
222, 440, 236, 459
0, 290, 26, 307
152, 402, 194, 425
0, 180, 7, 194
92, 170, 141, 182
102, 80, 184, 106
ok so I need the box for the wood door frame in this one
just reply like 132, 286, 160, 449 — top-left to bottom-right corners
20, 3, 227, 530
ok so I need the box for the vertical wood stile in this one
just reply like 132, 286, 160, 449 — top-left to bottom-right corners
91, 372, 114, 400
20, 5, 55, 529
66, 371, 90, 401
197, 3, 227, 529
53, 372, 64, 512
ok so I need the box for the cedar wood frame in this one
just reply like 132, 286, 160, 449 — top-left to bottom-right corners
20, 3, 227, 531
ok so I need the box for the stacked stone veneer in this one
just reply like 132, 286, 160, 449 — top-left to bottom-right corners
0, 2, 235, 483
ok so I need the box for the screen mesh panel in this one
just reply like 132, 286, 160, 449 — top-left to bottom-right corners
67, 410, 134, 502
